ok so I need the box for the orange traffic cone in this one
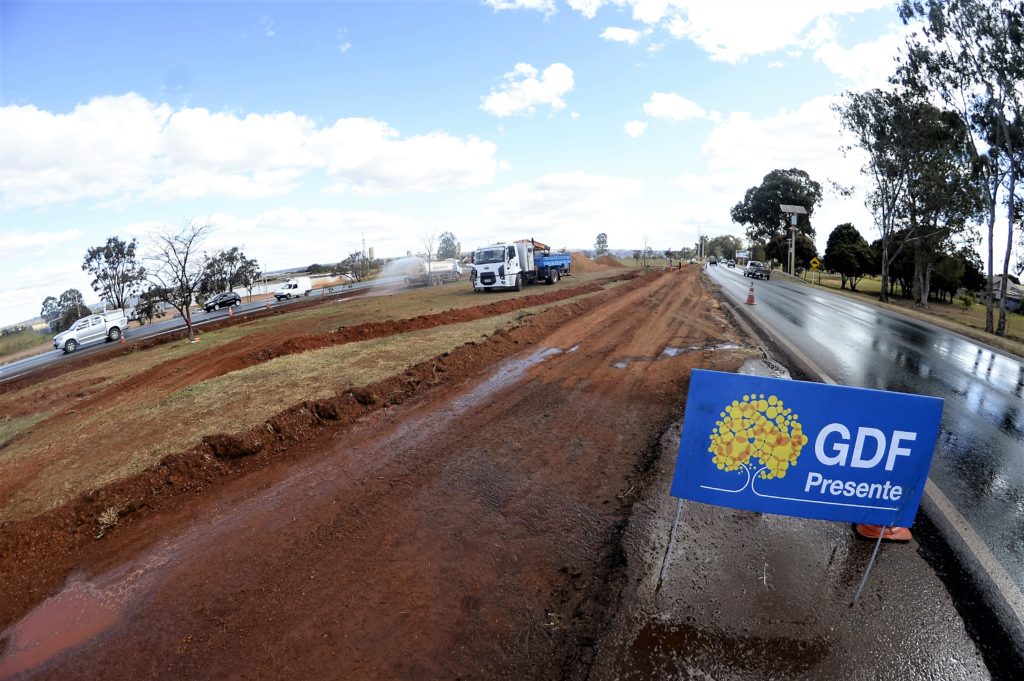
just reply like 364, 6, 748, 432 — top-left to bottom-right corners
855, 524, 912, 542
746, 282, 757, 305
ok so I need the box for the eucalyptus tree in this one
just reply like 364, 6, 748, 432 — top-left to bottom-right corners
81, 236, 146, 310
437, 232, 460, 260
898, 0, 1024, 333
902, 103, 983, 307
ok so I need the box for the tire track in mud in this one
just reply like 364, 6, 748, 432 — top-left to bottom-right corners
0, 272, 642, 630
2, 267, 752, 680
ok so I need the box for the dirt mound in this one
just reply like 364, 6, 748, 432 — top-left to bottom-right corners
594, 255, 625, 268
571, 252, 604, 272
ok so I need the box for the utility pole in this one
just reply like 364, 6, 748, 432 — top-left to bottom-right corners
780, 204, 807, 275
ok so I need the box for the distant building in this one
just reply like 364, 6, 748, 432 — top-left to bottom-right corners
986, 275, 1022, 312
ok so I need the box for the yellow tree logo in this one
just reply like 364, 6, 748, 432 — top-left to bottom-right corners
708, 393, 808, 492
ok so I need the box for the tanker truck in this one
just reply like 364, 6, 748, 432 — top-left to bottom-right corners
470, 239, 571, 292
406, 258, 462, 286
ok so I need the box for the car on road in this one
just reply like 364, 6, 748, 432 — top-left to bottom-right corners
727, 259, 736, 268
203, 291, 241, 312
744, 260, 770, 280
708, 257, 718, 266
53, 309, 128, 353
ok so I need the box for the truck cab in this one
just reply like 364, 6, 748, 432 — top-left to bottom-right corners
472, 243, 524, 291
471, 240, 570, 292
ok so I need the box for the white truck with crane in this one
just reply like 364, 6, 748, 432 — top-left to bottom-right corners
470, 239, 571, 292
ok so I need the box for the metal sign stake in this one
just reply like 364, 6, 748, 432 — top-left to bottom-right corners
657, 499, 685, 591
851, 527, 887, 606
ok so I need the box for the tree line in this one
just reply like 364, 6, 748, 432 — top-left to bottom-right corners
726, 0, 1022, 335
40, 223, 261, 342
40, 223, 457, 341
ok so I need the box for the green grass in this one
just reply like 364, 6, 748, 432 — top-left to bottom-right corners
0, 329, 52, 359
0, 288, 610, 521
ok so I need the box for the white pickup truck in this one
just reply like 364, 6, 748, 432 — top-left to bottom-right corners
53, 309, 128, 353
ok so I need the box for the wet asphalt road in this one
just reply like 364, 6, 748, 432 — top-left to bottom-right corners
708, 265, 1024, 639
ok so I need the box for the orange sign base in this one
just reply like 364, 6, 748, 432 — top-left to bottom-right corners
854, 524, 912, 542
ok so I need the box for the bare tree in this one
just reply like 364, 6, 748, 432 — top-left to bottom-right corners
422, 230, 437, 285
146, 222, 211, 342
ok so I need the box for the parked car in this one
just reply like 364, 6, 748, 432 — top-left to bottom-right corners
727, 259, 736, 268
744, 261, 771, 280
204, 291, 241, 312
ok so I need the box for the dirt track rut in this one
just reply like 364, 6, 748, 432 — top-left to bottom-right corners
3, 269, 751, 680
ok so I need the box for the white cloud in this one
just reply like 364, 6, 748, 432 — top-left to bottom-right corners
314, 119, 498, 194
670, 96, 872, 250
481, 171, 643, 237
194, 207, 420, 269
481, 63, 575, 117
814, 26, 911, 90
526, 0, 897, 64
768, 61, 785, 69
0, 94, 499, 208
0, 94, 172, 209
0, 228, 82, 256
624, 120, 648, 138
601, 26, 642, 44
571, 111, 580, 119
484, 0, 557, 14
642, 92, 708, 122
116, 207, 423, 276
0, 262, 95, 325
567, 0, 609, 18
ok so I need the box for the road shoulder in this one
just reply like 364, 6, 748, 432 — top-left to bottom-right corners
588, 359, 992, 680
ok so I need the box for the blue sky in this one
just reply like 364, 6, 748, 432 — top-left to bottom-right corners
0, 0, 969, 326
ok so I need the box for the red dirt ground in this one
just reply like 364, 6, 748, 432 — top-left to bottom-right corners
0, 269, 749, 680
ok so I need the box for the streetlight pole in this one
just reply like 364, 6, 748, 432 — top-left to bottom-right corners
788, 216, 797, 276
780, 204, 807, 276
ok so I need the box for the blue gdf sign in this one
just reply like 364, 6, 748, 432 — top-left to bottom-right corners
671, 370, 944, 527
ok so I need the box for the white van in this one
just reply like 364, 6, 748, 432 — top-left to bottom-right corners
274, 277, 313, 300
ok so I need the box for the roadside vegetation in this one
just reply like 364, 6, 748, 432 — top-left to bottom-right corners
0, 328, 51, 358
0, 267, 630, 524
802, 270, 1024, 358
